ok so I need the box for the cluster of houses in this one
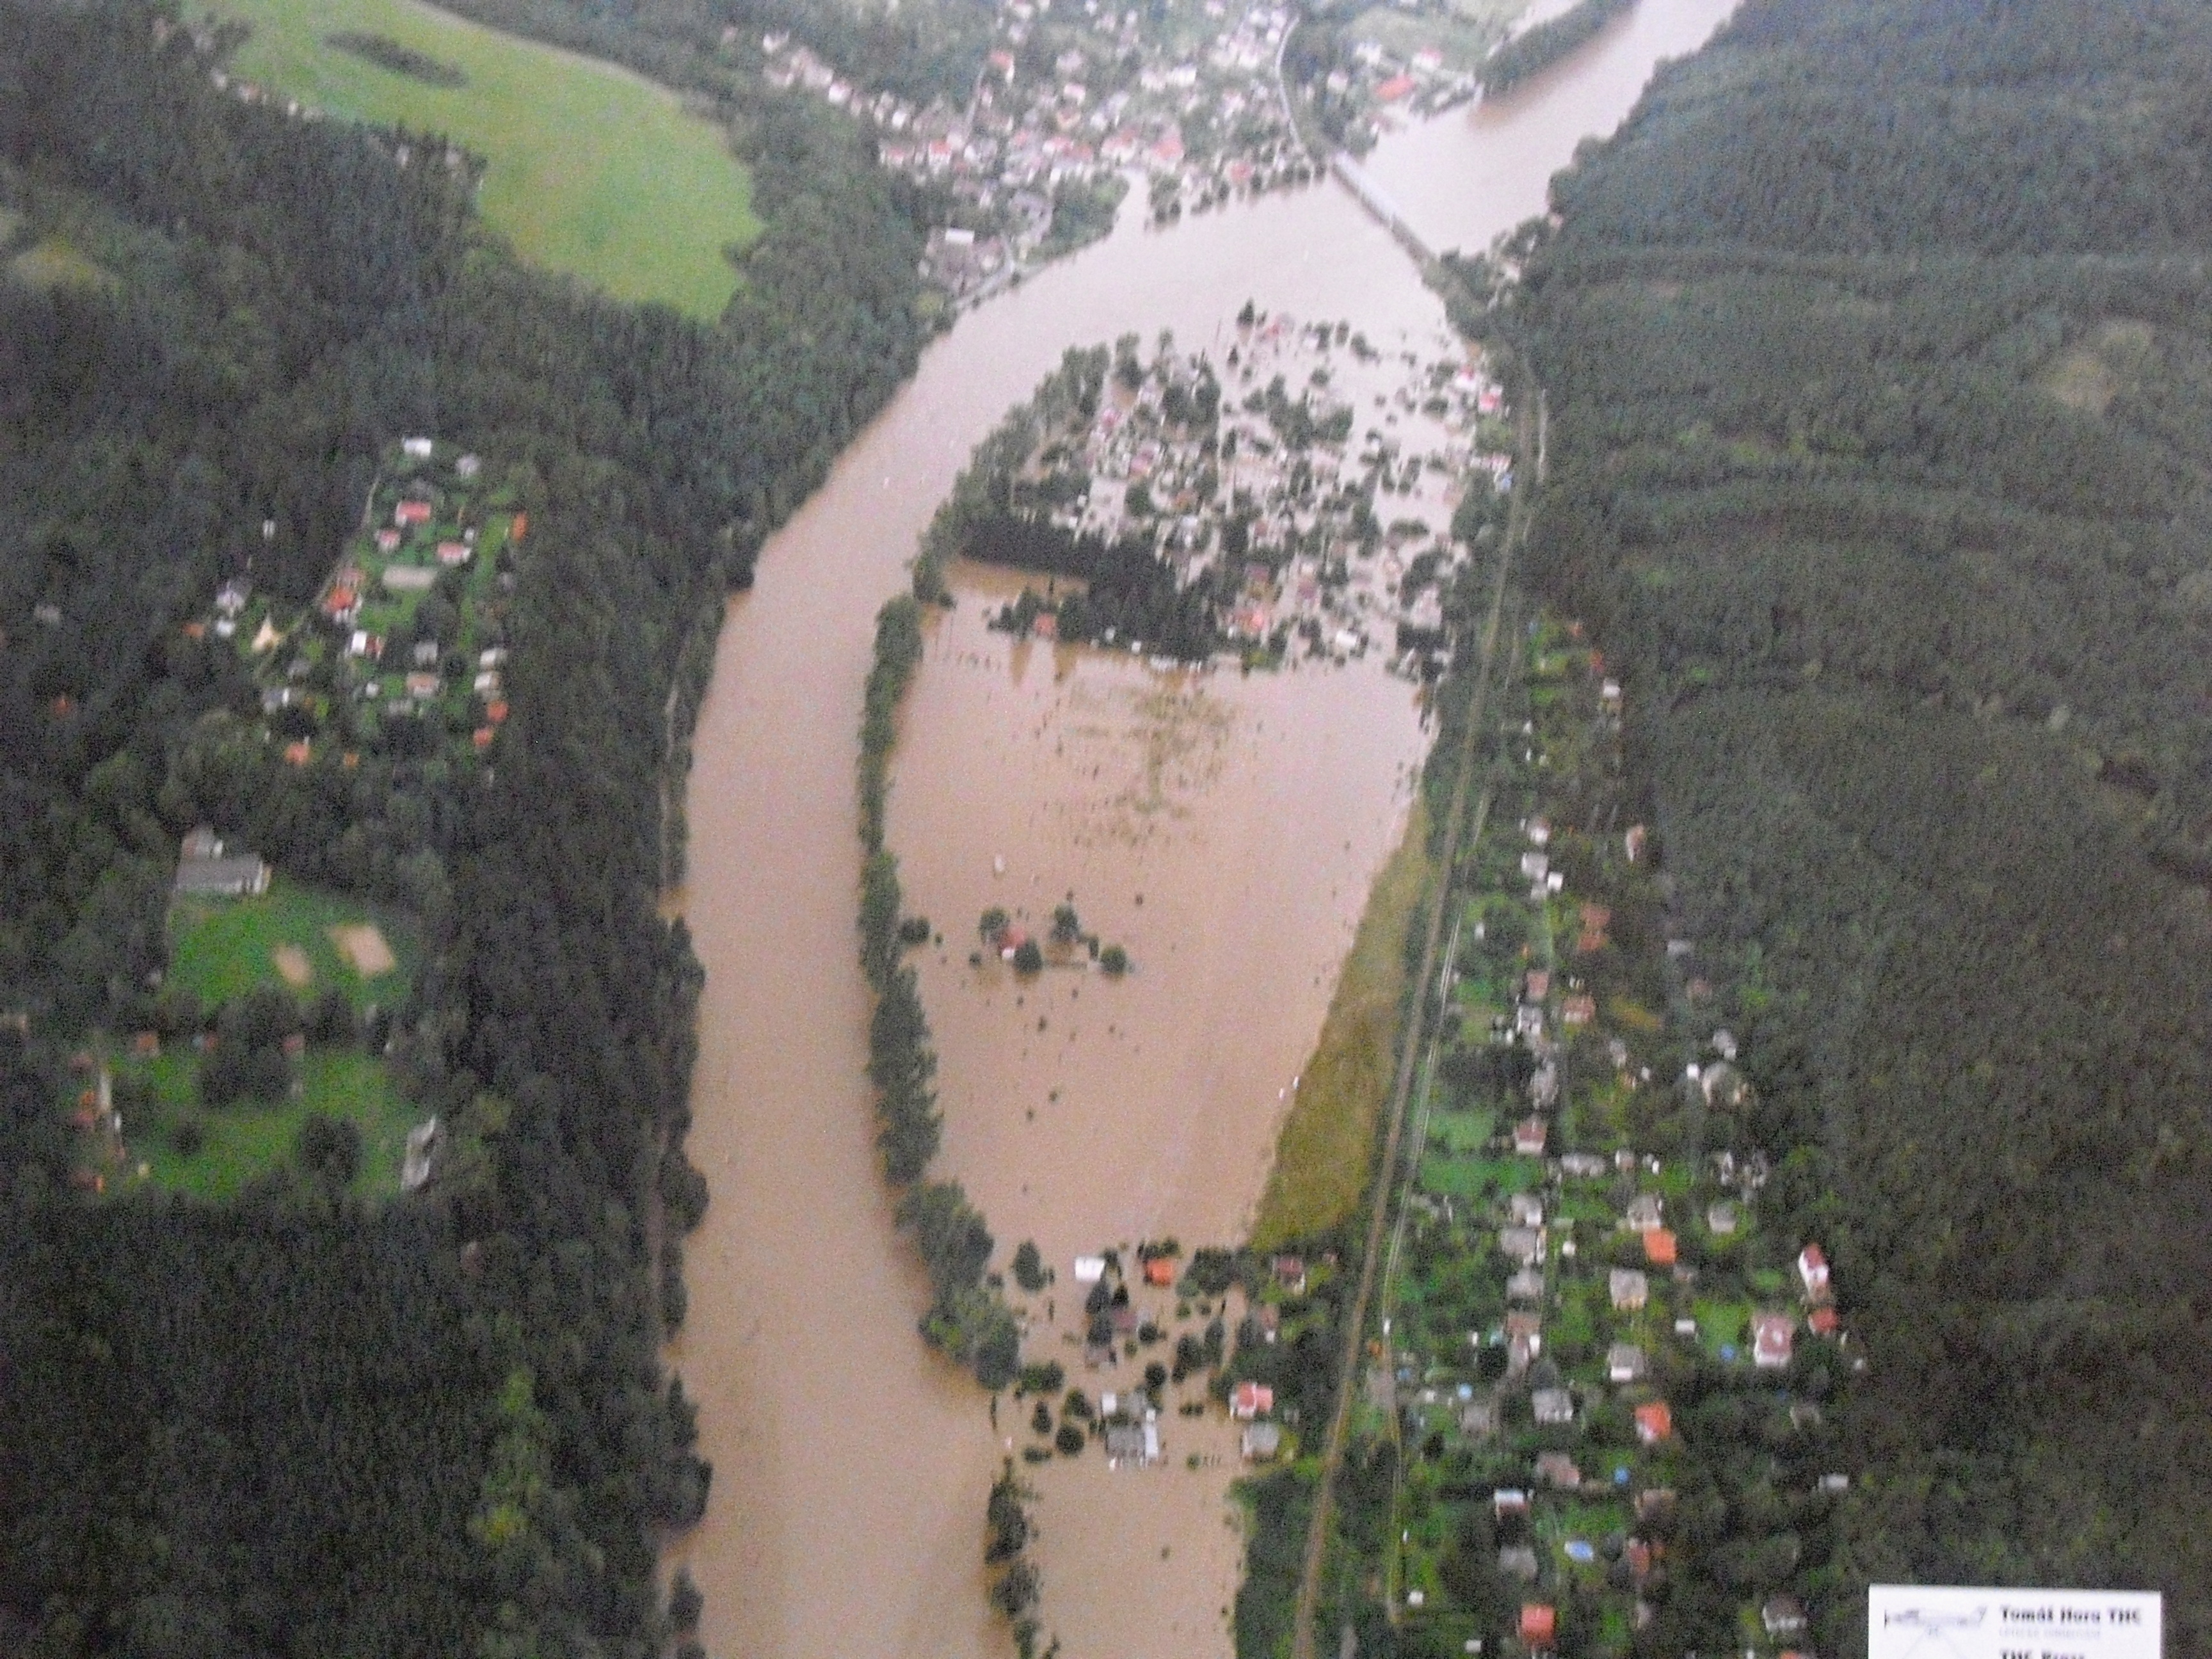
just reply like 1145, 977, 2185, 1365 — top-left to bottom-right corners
1369, 621, 1856, 1653
1003, 1245, 1305, 1473
755, 0, 1316, 295
187, 440, 517, 776
1002, 316, 1510, 670
1315, 36, 1482, 151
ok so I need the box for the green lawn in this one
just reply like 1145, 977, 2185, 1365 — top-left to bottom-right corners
125, 1048, 421, 1199
168, 876, 413, 1014
202, 0, 759, 317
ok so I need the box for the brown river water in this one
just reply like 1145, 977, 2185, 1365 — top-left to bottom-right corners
667, 3, 1737, 1652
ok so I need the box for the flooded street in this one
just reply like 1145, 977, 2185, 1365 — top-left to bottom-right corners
669, 4, 1740, 1653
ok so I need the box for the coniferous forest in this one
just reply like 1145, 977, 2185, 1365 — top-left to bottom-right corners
0, 2, 927, 1653
1486, 0, 2212, 1647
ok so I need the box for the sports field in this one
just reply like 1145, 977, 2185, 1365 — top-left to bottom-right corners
205, 0, 759, 318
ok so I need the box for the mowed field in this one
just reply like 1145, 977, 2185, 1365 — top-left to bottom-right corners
205, 0, 759, 317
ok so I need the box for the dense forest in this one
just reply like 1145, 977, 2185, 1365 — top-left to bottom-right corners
1478, 0, 1635, 97
0, 1, 929, 1653
1500, 0, 2212, 1648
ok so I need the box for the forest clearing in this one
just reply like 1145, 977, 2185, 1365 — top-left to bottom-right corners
199, 0, 759, 316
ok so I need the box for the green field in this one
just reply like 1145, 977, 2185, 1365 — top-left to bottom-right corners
203, 0, 759, 317
125, 1047, 421, 1199
97, 878, 431, 1199
169, 876, 414, 1014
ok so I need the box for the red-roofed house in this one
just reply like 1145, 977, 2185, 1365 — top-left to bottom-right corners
437, 540, 470, 566
1143, 1256, 1176, 1288
1519, 1603, 1557, 1649
1230, 1381, 1274, 1420
1642, 1228, 1677, 1268
1513, 1117, 1548, 1155
395, 499, 432, 527
1375, 74, 1416, 101
1808, 1305, 1840, 1337
1633, 1401, 1673, 1445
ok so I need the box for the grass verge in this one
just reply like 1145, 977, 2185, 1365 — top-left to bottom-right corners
1250, 796, 1432, 1250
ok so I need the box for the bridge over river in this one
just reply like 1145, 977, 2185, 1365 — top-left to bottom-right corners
1329, 150, 1439, 265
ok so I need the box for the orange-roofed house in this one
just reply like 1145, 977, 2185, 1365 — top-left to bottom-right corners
1633, 1401, 1672, 1445
1375, 74, 1416, 101
1519, 1603, 1557, 1649
1642, 1228, 1677, 1267
1144, 1256, 1176, 1288
1809, 1305, 1840, 1337
283, 741, 311, 767
508, 512, 527, 541
182, 620, 207, 640
472, 727, 495, 750
486, 700, 509, 725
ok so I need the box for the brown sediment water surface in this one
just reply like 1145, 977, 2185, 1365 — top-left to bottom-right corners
669, 4, 1739, 1653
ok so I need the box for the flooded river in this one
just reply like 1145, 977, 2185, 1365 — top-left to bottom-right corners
668, 3, 1738, 1653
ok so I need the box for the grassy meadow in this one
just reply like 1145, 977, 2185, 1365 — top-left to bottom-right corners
203, 0, 759, 317
82, 879, 428, 1201
168, 876, 413, 1014
126, 1046, 419, 1199
1250, 798, 1432, 1249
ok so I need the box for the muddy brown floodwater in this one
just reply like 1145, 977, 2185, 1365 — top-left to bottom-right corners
668, 3, 1738, 1654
